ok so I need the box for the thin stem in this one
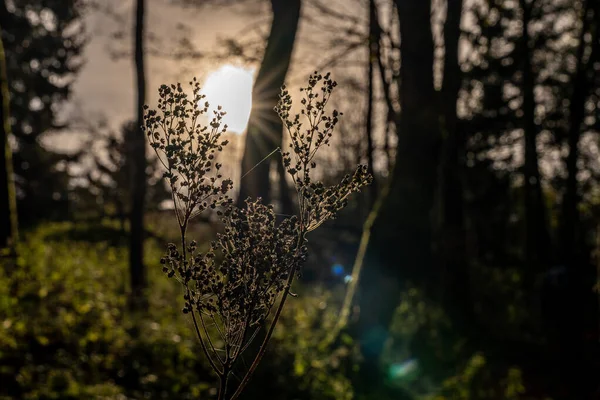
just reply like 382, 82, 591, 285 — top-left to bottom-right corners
236, 326, 261, 357
200, 312, 225, 364
240, 147, 281, 181
217, 366, 229, 400
321, 172, 392, 349
232, 299, 254, 360
211, 313, 227, 341
180, 221, 223, 377
191, 305, 223, 375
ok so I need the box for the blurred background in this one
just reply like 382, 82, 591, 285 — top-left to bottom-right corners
1, 0, 600, 398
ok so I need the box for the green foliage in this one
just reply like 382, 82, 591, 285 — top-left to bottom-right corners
383, 287, 458, 396
382, 286, 537, 400
0, 223, 212, 399
0, 222, 359, 399
271, 286, 356, 400
429, 354, 526, 400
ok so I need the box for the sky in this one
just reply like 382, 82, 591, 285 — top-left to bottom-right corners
44, 0, 377, 178
66, 0, 366, 130
43, 0, 270, 160
72, 0, 259, 129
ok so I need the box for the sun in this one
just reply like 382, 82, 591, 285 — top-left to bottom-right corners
201, 65, 254, 134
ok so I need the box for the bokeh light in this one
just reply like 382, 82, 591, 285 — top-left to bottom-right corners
388, 358, 419, 381
331, 263, 345, 276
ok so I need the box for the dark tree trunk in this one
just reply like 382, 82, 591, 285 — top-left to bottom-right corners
237, 0, 300, 212
439, 0, 469, 329
129, 0, 147, 307
365, 0, 377, 203
520, 0, 551, 275
0, 0, 18, 253
561, 0, 592, 270
556, 1, 599, 397
356, 0, 439, 394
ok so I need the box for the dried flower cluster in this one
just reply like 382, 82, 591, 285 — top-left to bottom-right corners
162, 200, 307, 347
276, 73, 372, 232
144, 78, 233, 227
145, 72, 371, 400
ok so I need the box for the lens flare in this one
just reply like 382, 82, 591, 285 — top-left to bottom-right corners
331, 263, 344, 276
388, 358, 419, 380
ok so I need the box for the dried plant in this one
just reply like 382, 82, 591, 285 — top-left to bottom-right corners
144, 72, 372, 400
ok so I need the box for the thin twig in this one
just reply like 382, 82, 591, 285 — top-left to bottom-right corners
191, 306, 223, 376
240, 147, 281, 180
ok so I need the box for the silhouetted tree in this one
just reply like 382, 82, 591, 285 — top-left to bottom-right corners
555, 0, 599, 396
2, 0, 85, 224
0, 0, 17, 252
237, 0, 301, 212
520, 0, 552, 276
439, 0, 470, 331
560, 0, 595, 267
74, 121, 170, 229
356, 0, 440, 394
364, 0, 377, 204
128, 0, 147, 308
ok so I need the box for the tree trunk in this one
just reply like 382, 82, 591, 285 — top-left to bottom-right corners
0, 0, 18, 254
365, 0, 377, 204
561, 0, 592, 271
439, 0, 469, 330
356, 0, 439, 393
556, 1, 598, 397
237, 0, 300, 212
520, 0, 551, 275
129, 0, 147, 308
